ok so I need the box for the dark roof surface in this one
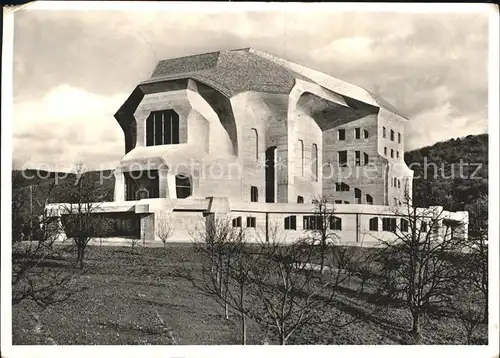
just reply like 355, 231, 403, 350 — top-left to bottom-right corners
145, 48, 406, 118
148, 49, 314, 97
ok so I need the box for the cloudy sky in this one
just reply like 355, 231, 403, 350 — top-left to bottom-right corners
11, 5, 490, 171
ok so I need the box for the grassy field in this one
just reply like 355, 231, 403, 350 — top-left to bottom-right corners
12, 244, 488, 345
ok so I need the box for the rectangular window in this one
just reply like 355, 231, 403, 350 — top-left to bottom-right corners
284, 216, 296, 230
246, 217, 256, 228
391, 149, 394, 158
397, 151, 400, 159
383, 127, 386, 138
390, 130, 395, 141
355, 128, 361, 139
355, 151, 361, 166
382, 217, 397, 232
338, 129, 346, 141
364, 130, 369, 139
384, 147, 387, 156
401, 219, 409, 232
338, 151, 348, 167
369, 217, 378, 231
330, 216, 342, 231
335, 200, 342, 204
303, 215, 323, 230
146, 110, 180, 146
398, 133, 401, 144
344, 201, 350, 204
364, 152, 369, 166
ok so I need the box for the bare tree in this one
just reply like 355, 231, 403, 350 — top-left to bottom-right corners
448, 284, 484, 345
12, 179, 76, 307
59, 162, 112, 269
156, 212, 174, 254
464, 195, 488, 322
238, 224, 360, 345
374, 188, 468, 338
303, 196, 341, 275
189, 216, 249, 343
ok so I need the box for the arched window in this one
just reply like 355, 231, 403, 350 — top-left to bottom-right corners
369, 217, 378, 231
251, 128, 258, 160
297, 196, 304, 203
146, 109, 179, 146
354, 188, 362, 204
298, 139, 304, 176
330, 216, 342, 231
366, 194, 373, 205
250, 186, 258, 202
175, 174, 192, 199
312, 143, 318, 181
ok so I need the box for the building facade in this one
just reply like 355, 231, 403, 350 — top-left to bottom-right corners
48, 48, 468, 245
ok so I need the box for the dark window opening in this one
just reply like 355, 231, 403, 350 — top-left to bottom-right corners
125, 170, 159, 201
364, 152, 369, 166
338, 129, 346, 141
401, 218, 409, 232
303, 215, 323, 230
335, 182, 350, 192
250, 186, 258, 202
297, 196, 304, 203
338, 151, 348, 167
369, 217, 379, 231
382, 217, 397, 232
355, 128, 361, 139
364, 129, 369, 139
232, 217, 242, 228
355, 151, 361, 166
335, 200, 342, 204
384, 147, 387, 156
421, 221, 428, 232
366, 194, 373, 205
176, 175, 192, 199
354, 188, 362, 204
391, 149, 394, 158
344, 201, 350, 204
383, 127, 386, 138
145, 109, 179, 146
398, 132, 401, 143
246, 217, 256, 228
390, 130, 395, 141
284, 216, 296, 230
329, 216, 342, 230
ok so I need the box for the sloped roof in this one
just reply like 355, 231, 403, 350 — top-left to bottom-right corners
142, 48, 407, 119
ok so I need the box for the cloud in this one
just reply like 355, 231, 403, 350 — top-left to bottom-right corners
11, 9, 490, 169
13, 85, 126, 171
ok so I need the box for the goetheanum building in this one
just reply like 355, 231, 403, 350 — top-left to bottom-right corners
47, 48, 468, 245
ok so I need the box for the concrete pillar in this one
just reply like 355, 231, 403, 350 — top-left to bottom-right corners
140, 214, 155, 243
159, 167, 170, 199
113, 168, 125, 202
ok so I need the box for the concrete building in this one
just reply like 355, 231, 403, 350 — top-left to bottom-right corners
47, 48, 468, 246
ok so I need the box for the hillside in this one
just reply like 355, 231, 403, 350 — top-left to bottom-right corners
12, 133, 488, 214
404, 134, 488, 212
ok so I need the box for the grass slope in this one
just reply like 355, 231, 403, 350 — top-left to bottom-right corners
12, 245, 487, 345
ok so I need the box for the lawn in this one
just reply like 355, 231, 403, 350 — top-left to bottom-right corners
12, 244, 488, 345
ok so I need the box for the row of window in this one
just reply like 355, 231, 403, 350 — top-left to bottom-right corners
383, 127, 401, 144
338, 150, 370, 167
232, 215, 429, 233
383, 147, 400, 159
337, 128, 369, 141
334, 183, 373, 204
392, 178, 401, 189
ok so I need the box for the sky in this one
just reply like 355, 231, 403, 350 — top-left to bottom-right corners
11, 5, 491, 171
